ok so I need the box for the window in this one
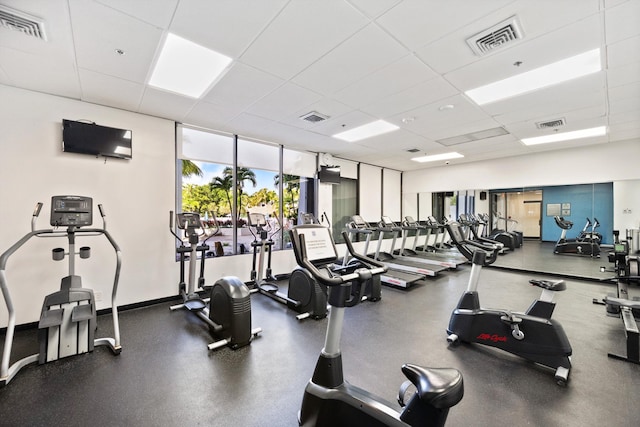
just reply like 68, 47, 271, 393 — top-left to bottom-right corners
177, 124, 317, 255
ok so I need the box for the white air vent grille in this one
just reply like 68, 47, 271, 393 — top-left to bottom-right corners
466, 16, 523, 56
0, 5, 47, 41
437, 127, 509, 146
300, 111, 329, 123
536, 118, 566, 129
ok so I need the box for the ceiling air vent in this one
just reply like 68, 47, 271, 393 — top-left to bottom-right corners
536, 118, 566, 129
466, 16, 523, 56
300, 111, 329, 123
437, 127, 509, 146
0, 5, 47, 41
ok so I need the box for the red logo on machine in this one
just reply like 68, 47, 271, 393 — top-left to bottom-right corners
477, 333, 507, 343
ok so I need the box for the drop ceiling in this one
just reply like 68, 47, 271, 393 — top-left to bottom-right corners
0, 0, 638, 171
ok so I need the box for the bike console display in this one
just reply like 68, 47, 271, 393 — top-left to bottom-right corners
50, 195, 93, 227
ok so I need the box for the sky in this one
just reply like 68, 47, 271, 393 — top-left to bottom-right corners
183, 161, 277, 196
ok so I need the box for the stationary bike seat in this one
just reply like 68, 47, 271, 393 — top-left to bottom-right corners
529, 279, 566, 292
400, 364, 464, 409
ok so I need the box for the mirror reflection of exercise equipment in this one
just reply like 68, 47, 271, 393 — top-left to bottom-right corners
553, 216, 601, 257
247, 210, 328, 320
169, 211, 261, 350
1, 195, 122, 387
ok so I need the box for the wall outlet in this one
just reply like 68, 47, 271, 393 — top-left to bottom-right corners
95, 291, 103, 302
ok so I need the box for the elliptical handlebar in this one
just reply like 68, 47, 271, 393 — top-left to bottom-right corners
31, 202, 43, 232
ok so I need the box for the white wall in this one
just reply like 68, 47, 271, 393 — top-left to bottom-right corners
0, 85, 317, 326
0, 85, 177, 325
403, 140, 640, 232
613, 180, 640, 233
403, 140, 640, 193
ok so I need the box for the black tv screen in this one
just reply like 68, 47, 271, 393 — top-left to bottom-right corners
62, 119, 132, 159
318, 165, 340, 184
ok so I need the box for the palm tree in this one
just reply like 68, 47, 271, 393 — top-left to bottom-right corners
275, 174, 300, 220
181, 159, 202, 178
209, 175, 233, 216
274, 174, 300, 191
223, 167, 257, 219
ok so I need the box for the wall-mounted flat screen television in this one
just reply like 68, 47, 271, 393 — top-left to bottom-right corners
318, 165, 341, 184
62, 119, 132, 160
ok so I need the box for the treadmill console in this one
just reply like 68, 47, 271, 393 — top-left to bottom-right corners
50, 195, 93, 227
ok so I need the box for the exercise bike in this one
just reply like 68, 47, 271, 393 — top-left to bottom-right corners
290, 224, 464, 426
444, 220, 572, 385
247, 211, 328, 320
1, 195, 122, 387
169, 211, 261, 350
553, 216, 600, 257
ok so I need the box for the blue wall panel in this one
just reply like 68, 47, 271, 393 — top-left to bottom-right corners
541, 183, 613, 244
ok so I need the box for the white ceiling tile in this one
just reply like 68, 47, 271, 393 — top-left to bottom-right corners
78, 68, 144, 111
333, 55, 437, 108
0, 46, 81, 98
605, 0, 640, 44
239, 1, 369, 80
281, 98, 353, 130
607, 35, 640, 68
292, 23, 407, 95
608, 60, 640, 88
376, 0, 513, 51
202, 62, 284, 110
609, 95, 640, 115
246, 82, 323, 122
183, 101, 240, 131
139, 87, 198, 120
609, 108, 640, 125
169, 0, 288, 58
609, 80, 640, 103
361, 77, 459, 118
96, 0, 179, 28
1, 0, 637, 171
346, 0, 402, 18
307, 110, 376, 137
415, 0, 600, 75
69, 0, 163, 83
443, 14, 602, 91
390, 94, 494, 136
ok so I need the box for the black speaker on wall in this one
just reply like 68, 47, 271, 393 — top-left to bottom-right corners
480, 191, 487, 200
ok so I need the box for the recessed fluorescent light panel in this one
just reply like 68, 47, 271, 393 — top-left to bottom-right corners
333, 120, 399, 142
149, 33, 232, 98
465, 48, 601, 105
521, 126, 606, 146
411, 152, 464, 163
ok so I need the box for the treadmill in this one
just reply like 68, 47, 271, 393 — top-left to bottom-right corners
373, 217, 445, 278
400, 216, 467, 268
347, 216, 423, 288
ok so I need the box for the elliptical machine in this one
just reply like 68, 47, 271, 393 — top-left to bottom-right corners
444, 220, 572, 385
247, 212, 328, 320
553, 216, 600, 257
169, 211, 261, 350
290, 224, 464, 426
1, 196, 122, 387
